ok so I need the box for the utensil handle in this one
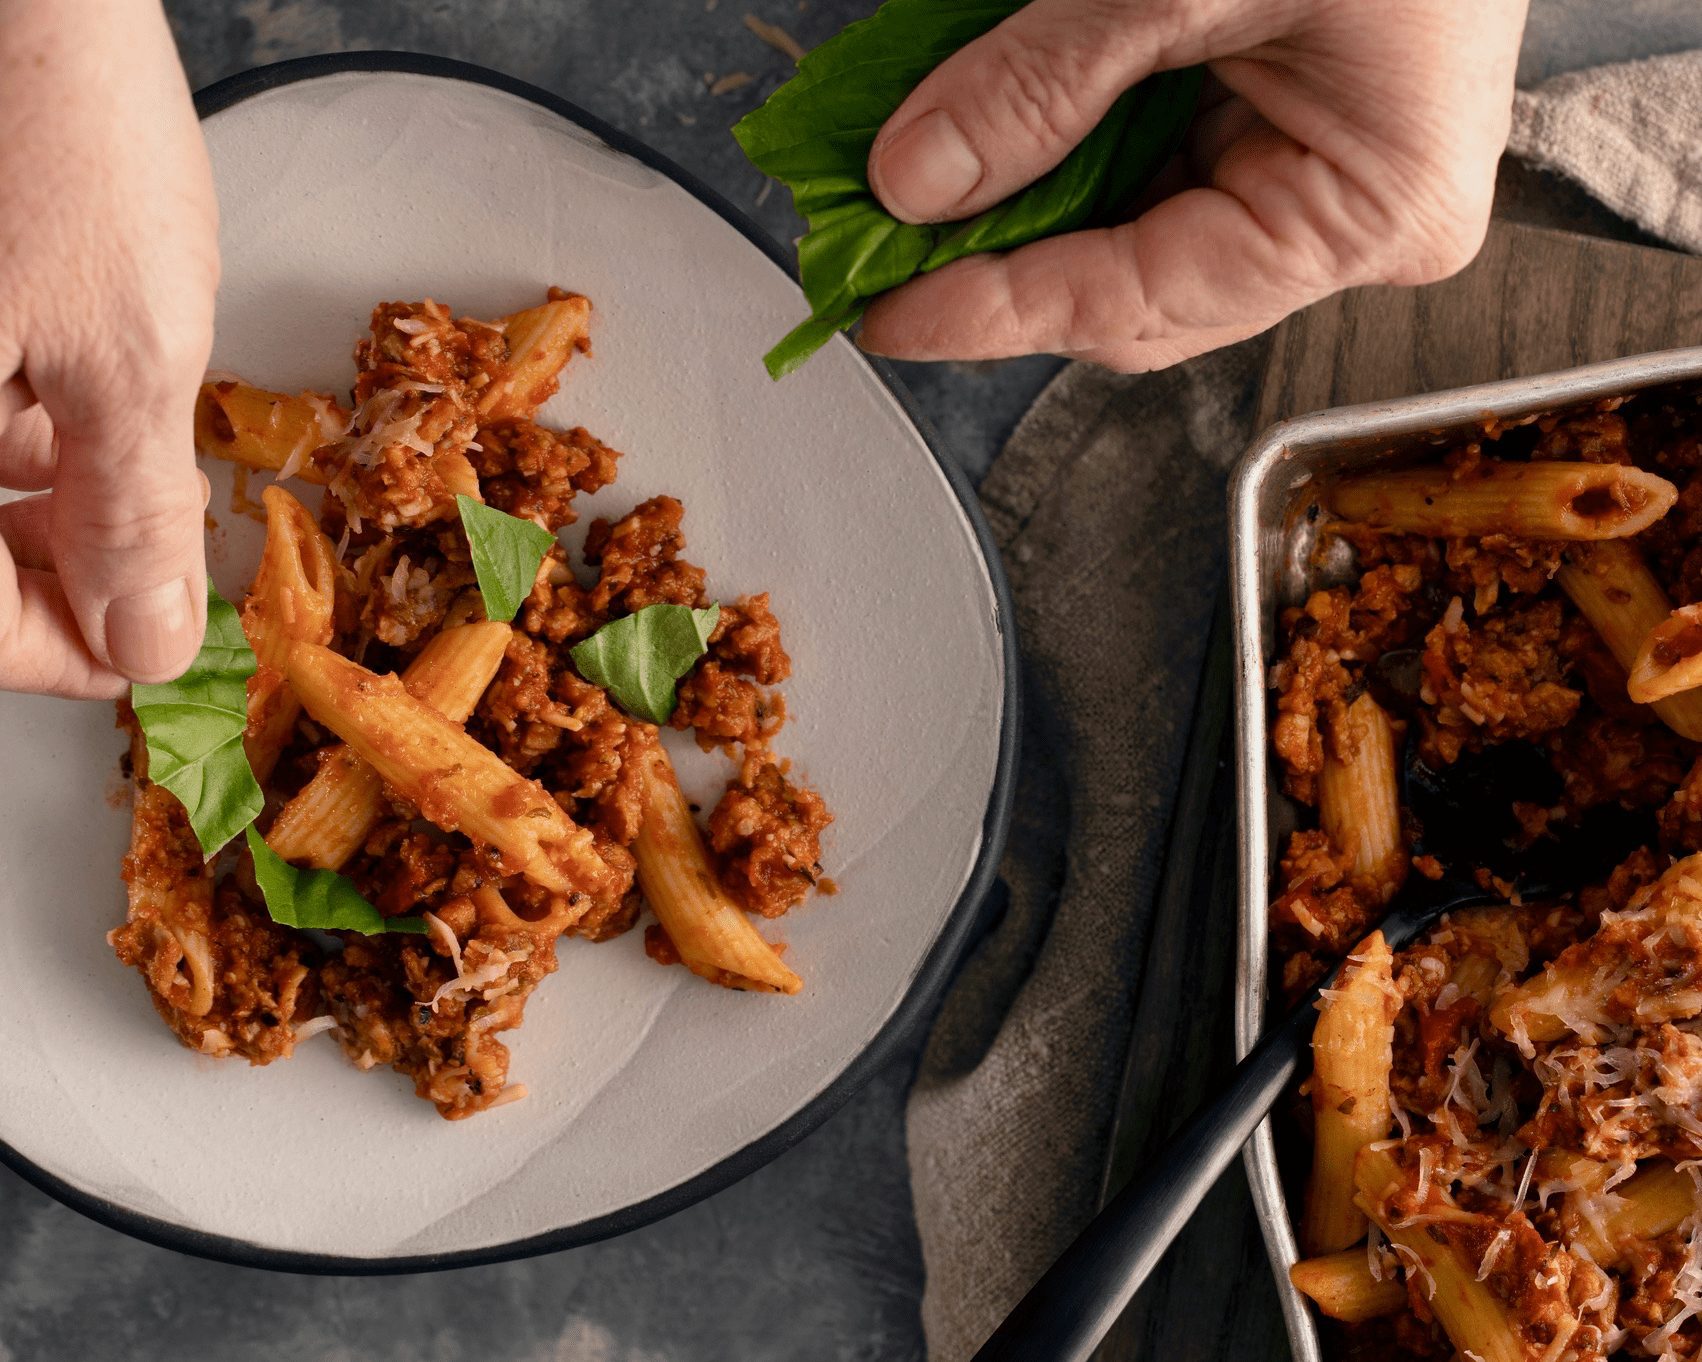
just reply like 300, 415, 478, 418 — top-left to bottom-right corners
970, 995, 1316, 1362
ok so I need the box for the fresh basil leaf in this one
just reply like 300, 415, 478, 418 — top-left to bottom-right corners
457, 494, 557, 623
130, 578, 265, 857
246, 826, 427, 935
733, 0, 1203, 376
570, 603, 720, 723
766, 302, 868, 380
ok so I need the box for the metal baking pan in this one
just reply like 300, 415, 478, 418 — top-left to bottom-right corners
1226, 345, 1702, 1362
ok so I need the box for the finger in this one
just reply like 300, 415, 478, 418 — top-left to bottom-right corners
0, 480, 211, 575
1186, 94, 1269, 181
0, 494, 54, 571
0, 372, 33, 429
860, 122, 1453, 370
867, 0, 1157, 224
0, 403, 58, 491
0, 550, 127, 699
35, 363, 208, 685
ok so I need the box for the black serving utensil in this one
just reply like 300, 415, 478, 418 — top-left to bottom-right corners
971, 735, 1655, 1362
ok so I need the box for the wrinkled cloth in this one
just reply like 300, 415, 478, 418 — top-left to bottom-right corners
907, 50, 1702, 1362
1509, 51, 1702, 252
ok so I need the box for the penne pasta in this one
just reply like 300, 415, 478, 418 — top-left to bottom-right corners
1628, 601, 1702, 703
477, 294, 592, 421
1329, 460, 1676, 540
120, 784, 216, 1020
634, 739, 802, 995
1490, 853, 1702, 1047
1288, 1249, 1407, 1324
1353, 1146, 1548, 1362
241, 485, 339, 783
1560, 1159, 1697, 1266
283, 642, 613, 902
266, 622, 510, 868
432, 448, 483, 504
1303, 932, 1398, 1254
1557, 540, 1702, 740
195, 380, 346, 483
470, 882, 582, 941
1319, 694, 1406, 906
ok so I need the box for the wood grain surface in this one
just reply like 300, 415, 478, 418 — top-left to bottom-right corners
1093, 219, 1702, 1362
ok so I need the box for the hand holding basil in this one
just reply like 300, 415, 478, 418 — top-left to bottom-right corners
732, 0, 1202, 378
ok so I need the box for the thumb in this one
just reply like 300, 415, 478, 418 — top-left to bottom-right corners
866, 0, 1159, 225
40, 369, 207, 683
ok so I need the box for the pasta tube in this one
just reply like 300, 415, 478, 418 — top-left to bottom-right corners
1490, 853, 1702, 1046
1354, 1146, 1551, 1362
1303, 932, 1398, 1254
1558, 541, 1702, 741
478, 294, 593, 420
266, 622, 510, 868
634, 740, 802, 995
284, 642, 613, 900
1319, 694, 1406, 906
1629, 602, 1702, 703
1288, 1249, 1407, 1324
241, 485, 339, 783
431, 448, 482, 504
1562, 1160, 1697, 1266
1329, 461, 1675, 540
470, 882, 582, 941
120, 783, 216, 1019
194, 380, 346, 483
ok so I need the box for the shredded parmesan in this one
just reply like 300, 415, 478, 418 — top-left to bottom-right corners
1512, 1147, 1538, 1209
1475, 1227, 1512, 1281
1390, 1241, 1437, 1301
294, 1014, 339, 1043
423, 911, 463, 977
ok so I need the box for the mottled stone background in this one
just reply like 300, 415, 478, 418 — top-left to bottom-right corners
3, 3, 1701, 1360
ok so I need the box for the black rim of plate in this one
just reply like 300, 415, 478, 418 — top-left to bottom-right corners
0, 51, 1021, 1275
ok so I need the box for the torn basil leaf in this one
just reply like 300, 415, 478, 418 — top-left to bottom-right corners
130, 578, 265, 856
246, 827, 427, 935
457, 494, 557, 623
570, 603, 720, 723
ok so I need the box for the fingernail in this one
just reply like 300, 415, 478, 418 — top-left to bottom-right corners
197, 469, 211, 506
106, 576, 198, 681
872, 110, 984, 224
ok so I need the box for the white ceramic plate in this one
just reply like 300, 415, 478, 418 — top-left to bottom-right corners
0, 54, 1014, 1269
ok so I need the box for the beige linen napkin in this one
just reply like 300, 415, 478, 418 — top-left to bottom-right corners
907, 49, 1702, 1361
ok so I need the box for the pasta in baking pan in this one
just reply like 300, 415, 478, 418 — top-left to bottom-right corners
1271, 398, 1702, 1361
115, 290, 834, 1120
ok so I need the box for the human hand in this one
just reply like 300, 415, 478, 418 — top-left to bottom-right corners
859, 0, 1527, 371
0, 0, 216, 697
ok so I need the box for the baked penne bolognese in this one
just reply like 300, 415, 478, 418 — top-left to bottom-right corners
113, 289, 834, 1119
1275, 400, 1702, 1360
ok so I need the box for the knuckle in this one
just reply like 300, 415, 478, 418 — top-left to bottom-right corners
68, 483, 203, 555
1391, 217, 1486, 285
978, 37, 1099, 154
115, 311, 214, 391
1365, 155, 1494, 286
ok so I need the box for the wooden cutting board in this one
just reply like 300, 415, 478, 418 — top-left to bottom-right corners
1093, 219, 1702, 1362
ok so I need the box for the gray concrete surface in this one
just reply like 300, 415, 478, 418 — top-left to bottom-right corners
3, 3, 1702, 1360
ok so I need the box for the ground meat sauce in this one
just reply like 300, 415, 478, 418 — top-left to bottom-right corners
709, 757, 832, 918
1269, 393, 1702, 1360
114, 291, 833, 1119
